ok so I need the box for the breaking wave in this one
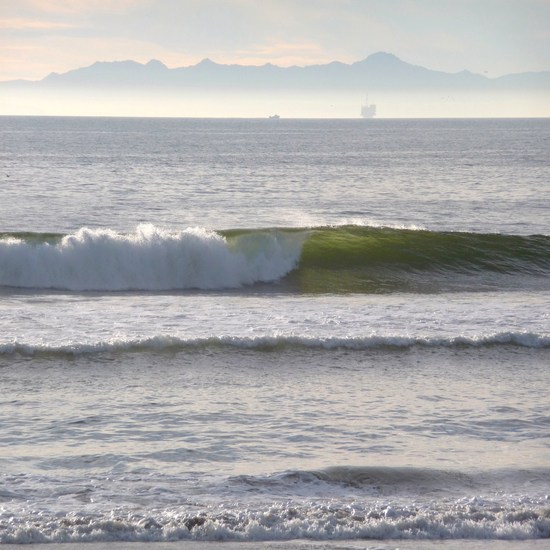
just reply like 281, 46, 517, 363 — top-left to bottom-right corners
1, 224, 549, 293
2, 466, 549, 543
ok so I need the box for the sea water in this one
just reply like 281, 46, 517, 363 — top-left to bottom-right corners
0, 116, 549, 544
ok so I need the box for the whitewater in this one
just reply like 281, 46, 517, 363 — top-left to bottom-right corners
0, 116, 549, 548
0, 225, 304, 291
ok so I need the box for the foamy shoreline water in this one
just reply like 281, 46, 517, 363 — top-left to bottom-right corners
1, 541, 549, 549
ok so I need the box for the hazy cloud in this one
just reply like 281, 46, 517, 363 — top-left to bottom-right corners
0, 17, 77, 30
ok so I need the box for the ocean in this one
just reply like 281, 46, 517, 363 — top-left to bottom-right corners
0, 116, 549, 548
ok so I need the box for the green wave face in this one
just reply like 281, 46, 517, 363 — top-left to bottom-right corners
292, 226, 550, 294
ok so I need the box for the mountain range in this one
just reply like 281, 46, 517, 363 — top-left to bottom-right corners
3, 52, 549, 91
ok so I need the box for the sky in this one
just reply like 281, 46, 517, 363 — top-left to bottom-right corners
1, 0, 550, 83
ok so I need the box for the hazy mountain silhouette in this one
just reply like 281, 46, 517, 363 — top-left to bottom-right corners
3, 52, 549, 91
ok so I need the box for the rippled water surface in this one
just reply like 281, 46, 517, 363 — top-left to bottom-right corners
0, 117, 549, 543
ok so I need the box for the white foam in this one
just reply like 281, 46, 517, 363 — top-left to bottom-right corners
1, 498, 548, 543
0, 225, 304, 291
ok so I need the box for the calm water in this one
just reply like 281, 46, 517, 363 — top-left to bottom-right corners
0, 117, 549, 543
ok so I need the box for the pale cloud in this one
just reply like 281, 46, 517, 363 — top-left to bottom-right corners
226, 42, 330, 67
0, 17, 76, 30
10, 0, 147, 16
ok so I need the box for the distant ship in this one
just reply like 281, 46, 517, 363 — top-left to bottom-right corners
268, 114, 280, 119
360, 95, 376, 118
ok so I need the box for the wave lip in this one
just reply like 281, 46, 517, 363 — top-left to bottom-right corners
0, 224, 304, 291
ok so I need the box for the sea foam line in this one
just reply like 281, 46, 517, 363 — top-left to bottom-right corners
1, 332, 549, 356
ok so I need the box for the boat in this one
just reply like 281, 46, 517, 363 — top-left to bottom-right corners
268, 114, 280, 119
360, 95, 376, 118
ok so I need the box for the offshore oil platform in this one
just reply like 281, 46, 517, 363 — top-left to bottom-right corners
360, 95, 377, 118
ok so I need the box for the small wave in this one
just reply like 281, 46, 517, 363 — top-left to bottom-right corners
230, 466, 478, 495
231, 465, 550, 495
1, 332, 549, 357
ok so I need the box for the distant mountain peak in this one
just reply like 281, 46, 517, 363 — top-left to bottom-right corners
350, 51, 409, 70
196, 58, 218, 67
367, 51, 401, 62
146, 59, 167, 69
